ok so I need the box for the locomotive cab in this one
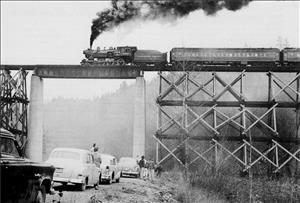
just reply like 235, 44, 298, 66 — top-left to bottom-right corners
117, 46, 137, 53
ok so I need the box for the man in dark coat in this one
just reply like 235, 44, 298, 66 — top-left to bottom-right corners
138, 155, 146, 179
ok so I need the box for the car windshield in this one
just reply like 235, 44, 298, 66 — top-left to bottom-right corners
0, 137, 20, 157
50, 151, 80, 160
119, 158, 136, 165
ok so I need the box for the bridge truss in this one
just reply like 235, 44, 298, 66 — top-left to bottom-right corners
155, 63, 300, 177
0, 69, 29, 148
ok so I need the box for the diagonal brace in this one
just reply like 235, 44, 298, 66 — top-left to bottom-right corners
213, 71, 246, 102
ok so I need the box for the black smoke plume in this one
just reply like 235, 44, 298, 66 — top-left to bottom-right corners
90, 0, 252, 48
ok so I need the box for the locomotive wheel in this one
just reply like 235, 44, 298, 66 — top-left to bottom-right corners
116, 58, 125, 65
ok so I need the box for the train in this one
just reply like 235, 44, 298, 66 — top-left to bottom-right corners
81, 46, 166, 66
81, 47, 300, 66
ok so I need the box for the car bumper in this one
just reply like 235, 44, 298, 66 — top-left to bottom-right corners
121, 171, 139, 176
100, 175, 111, 181
53, 176, 84, 184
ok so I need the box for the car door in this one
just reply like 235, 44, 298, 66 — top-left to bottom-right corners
90, 153, 99, 184
93, 153, 101, 176
84, 154, 91, 184
85, 153, 94, 185
111, 158, 120, 179
87, 153, 97, 184
109, 158, 115, 180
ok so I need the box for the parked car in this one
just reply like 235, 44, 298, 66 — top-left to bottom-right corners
0, 128, 55, 203
46, 148, 100, 191
96, 153, 121, 184
119, 157, 140, 178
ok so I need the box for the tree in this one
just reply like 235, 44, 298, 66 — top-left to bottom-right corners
276, 36, 289, 49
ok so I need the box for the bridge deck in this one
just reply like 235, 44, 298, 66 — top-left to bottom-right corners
1, 64, 300, 74
1, 65, 144, 79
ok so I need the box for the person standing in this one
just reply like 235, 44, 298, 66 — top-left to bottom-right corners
155, 163, 163, 177
148, 160, 155, 182
90, 143, 97, 152
138, 155, 146, 179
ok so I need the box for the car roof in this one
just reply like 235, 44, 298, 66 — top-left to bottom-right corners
50, 147, 90, 155
120, 157, 136, 160
97, 153, 115, 159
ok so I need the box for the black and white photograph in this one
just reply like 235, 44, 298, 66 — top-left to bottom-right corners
0, 0, 299, 202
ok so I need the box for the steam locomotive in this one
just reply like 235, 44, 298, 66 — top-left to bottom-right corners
81, 46, 167, 66
81, 47, 300, 66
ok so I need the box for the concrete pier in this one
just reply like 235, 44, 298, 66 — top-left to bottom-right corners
133, 76, 146, 158
26, 74, 44, 161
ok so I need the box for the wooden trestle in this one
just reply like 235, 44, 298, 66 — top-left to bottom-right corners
155, 63, 300, 177
0, 69, 28, 148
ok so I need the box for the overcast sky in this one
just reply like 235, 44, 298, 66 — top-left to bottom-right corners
1, 1, 299, 100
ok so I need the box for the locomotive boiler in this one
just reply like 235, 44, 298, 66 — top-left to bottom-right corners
81, 46, 137, 65
81, 46, 167, 66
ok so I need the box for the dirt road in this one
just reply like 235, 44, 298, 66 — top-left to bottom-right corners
47, 177, 179, 203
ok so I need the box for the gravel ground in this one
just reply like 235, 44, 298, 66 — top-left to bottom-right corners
46, 177, 179, 203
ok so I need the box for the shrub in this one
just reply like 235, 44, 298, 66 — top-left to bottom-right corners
190, 172, 300, 203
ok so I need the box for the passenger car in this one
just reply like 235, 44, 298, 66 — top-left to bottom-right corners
282, 48, 300, 65
96, 153, 121, 184
0, 128, 55, 203
118, 157, 140, 178
170, 48, 280, 65
46, 148, 100, 191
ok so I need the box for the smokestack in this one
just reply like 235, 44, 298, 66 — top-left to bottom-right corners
89, 0, 252, 48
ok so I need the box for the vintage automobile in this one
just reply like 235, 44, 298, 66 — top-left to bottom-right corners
46, 148, 100, 191
96, 153, 121, 184
0, 128, 55, 203
118, 157, 140, 178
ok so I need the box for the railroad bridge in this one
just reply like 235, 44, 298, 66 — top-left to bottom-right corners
1, 63, 300, 176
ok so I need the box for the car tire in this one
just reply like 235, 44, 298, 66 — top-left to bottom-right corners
35, 191, 45, 203
94, 180, 99, 190
79, 183, 86, 191
108, 177, 113, 185
79, 179, 87, 191
116, 177, 120, 183
35, 185, 46, 203
98, 174, 102, 184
